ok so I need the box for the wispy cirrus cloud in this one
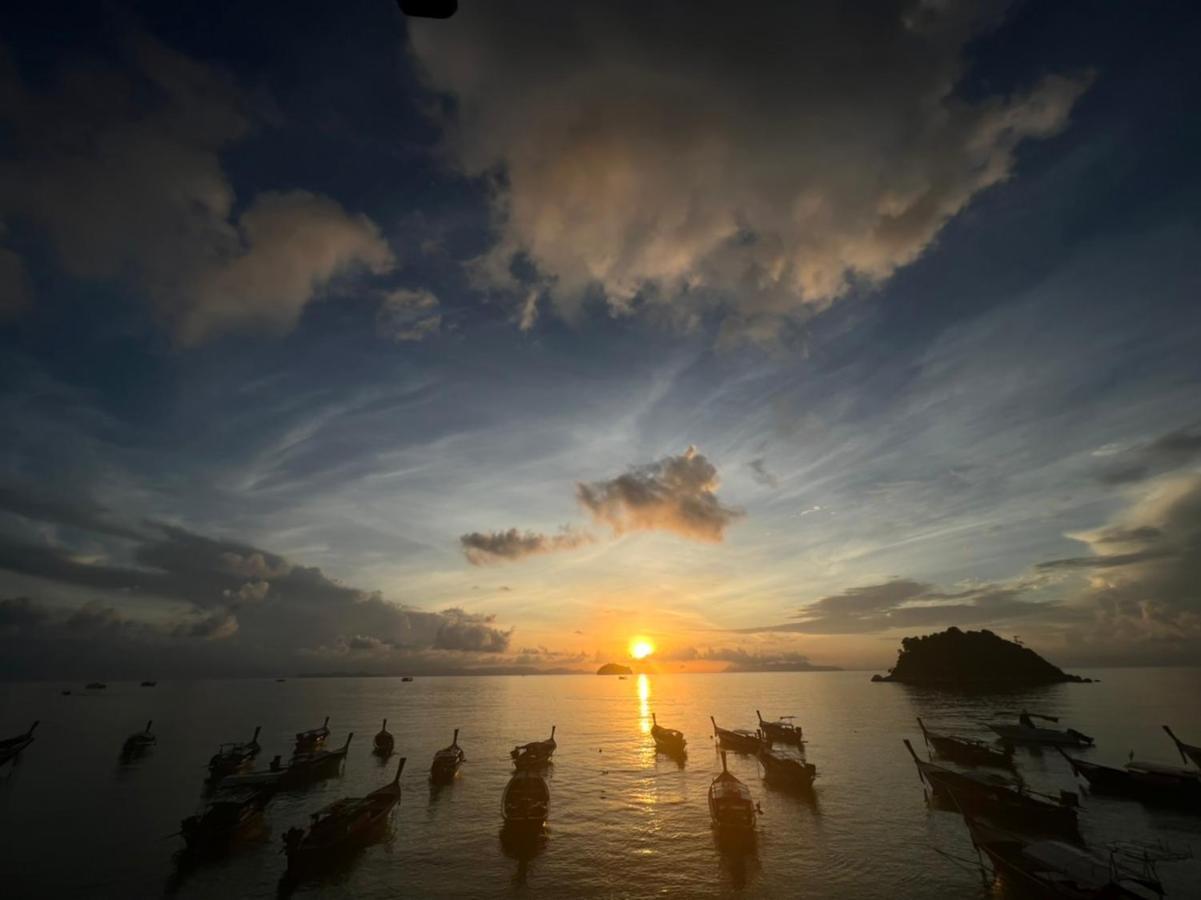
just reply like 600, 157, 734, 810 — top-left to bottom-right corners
459, 527, 593, 565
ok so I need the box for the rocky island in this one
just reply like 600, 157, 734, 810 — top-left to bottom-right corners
596, 663, 634, 676
872, 627, 1092, 689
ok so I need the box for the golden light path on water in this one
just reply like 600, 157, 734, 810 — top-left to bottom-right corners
638, 673, 651, 734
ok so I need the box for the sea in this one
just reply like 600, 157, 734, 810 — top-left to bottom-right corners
1, 668, 1199, 898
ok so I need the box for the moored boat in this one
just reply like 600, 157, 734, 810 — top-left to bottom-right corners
988, 711, 1093, 747
965, 815, 1170, 899
708, 751, 755, 834
757, 710, 802, 746
502, 769, 549, 832
85, 682, 106, 690
918, 717, 1013, 769
123, 720, 156, 755
282, 756, 405, 877
1163, 725, 1201, 769
207, 726, 262, 779
650, 713, 686, 756
0, 721, 38, 765
511, 726, 556, 768
758, 744, 816, 791
140, 680, 157, 687
1059, 748, 1201, 807
180, 784, 275, 853
710, 716, 762, 753
373, 719, 394, 758
904, 739, 1078, 838
294, 716, 331, 754
430, 728, 464, 784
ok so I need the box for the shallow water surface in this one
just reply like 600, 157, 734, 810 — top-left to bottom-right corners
2, 669, 1199, 897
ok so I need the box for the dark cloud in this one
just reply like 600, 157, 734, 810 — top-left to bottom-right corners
741, 578, 1055, 635
410, 1, 1089, 337
0, 491, 517, 676
459, 527, 593, 565
577, 446, 743, 542
433, 608, 512, 652
747, 457, 779, 489
1096, 427, 1201, 484
1036, 549, 1174, 570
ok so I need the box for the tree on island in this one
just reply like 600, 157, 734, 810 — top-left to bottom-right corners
872, 627, 1091, 689
597, 662, 633, 676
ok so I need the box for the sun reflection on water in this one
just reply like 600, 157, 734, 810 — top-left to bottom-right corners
638, 673, 651, 733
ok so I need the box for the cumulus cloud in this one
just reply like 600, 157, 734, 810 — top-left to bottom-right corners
409, 1, 1090, 335
0, 33, 393, 342
742, 577, 1056, 635
459, 527, 593, 565
577, 446, 743, 542
433, 607, 512, 652
377, 287, 442, 341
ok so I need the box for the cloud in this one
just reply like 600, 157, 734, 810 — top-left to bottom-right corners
1095, 427, 1201, 484
459, 527, 593, 565
409, 2, 1090, 335
747, 457, 779, 489
433, 607, 512, 652
377, 287, 442, 341
0, 489, 517, 676
0, 33, 393, 342
742, 577, 1055, 635
577, 446, 742, 542
0, 241, 31, 314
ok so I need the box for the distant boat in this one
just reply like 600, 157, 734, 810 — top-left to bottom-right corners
917, 717, 1013, 769
758, 744, 816, 791
0, 721, 38, 766
401, 676, 414, 682
987, 711, 1093, 747
85, 682, 106, 690
708, 752, 755, 834
207, 726, 262, 780
123, 720, 156, 755
60, 690, 71, 696
430, 728, 465, 784
1164, 725, 1201, 769
903, 739, 1078, 839
373, 719, 394, 758
511, 726, 556, 768
276, 678, 286, 683
502, 769, 549, 832
1059, 748, 1201, 807
710, 716, 762, 754
650, 713, 686, 757
282, 756, 405, 878
180, 784, 276, 853
294, 716, 330, 754
140, 681, 157, 687
756, 710, 803, 746
965, 815, 1170, 899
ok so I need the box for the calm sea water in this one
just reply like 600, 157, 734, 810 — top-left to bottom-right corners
2, 669, 1199, 898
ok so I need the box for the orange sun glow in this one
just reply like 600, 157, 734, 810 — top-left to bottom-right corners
629, 638, 655, 660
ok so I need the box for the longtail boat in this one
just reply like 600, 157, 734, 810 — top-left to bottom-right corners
0, 721, 38, 766
710, 716, 762, 754
650, 713, 686, 757
140, 680, 157, 687
917, 717, 1013, 769
430, 728, 464, 784
502, 769, 549, 832
757, 710, 802, 746
965, 815, 1171, 899
988, 711, 1093, 747
85, 681, 106, 690
1059, 748, 1201, 808
1163, 725, 1201, 769
904, 739, 1078, 838
282, 756, 405, 877
373, 719, 394, 758
708, 751, 755, 834
207, 726, 262, 779
294, 716, 330, 753
180, 784, 275, 853
511, 726, 556, 768
758, 744, 816, 791
123, 720, 156, 755
221, 734, 354, 789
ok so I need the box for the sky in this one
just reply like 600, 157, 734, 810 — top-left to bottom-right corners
1, 0, 1200, 678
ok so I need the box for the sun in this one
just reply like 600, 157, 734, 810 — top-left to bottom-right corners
629, 638, 655, 660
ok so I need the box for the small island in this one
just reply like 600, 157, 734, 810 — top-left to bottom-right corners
872, 627, 1092, 689
596, 663, 634, 676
